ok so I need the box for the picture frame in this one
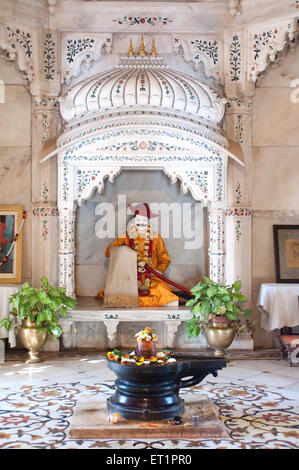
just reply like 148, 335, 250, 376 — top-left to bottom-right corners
0, 205, 23, 284
273, 225, 299, 283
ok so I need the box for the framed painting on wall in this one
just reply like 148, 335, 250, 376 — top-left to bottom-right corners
273, 225, 299, 283
0, 205, 23, 284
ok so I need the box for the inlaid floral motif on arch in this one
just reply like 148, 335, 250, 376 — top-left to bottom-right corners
184, 169, 209, 200
59, 121, 227, 151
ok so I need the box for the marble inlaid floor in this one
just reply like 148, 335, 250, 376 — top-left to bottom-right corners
0, 352, 298, 449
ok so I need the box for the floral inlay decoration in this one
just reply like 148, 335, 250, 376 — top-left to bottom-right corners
235, 220, 241, 243
113, 16, 173, 26
235, 181, 242, 204
235, 115, 244, 143
6, 26, 32, 58
43, 33, 55, 80
229, 34, 241, 81
253, 30, 278, 60
66, 38, 95, 63
190, 40, 219, 65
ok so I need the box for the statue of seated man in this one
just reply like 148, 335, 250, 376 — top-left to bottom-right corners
98, 203, 179, 307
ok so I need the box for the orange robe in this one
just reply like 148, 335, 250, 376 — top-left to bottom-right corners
101, 233, 179, 307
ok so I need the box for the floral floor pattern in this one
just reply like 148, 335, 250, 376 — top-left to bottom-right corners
0, 379, 298, 449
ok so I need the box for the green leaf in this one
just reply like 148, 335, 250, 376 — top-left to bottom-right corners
232, 280, 241, 292
206, 287, 216, 298
10, 295, 20, 311
244, 308, 252, 318
191, 303, 201, 314
38, 290, 52, 305
60, 295, 77, 309
48, 288, 60, 298
22, 282, 30, 290
29, 295, 39, 309
0, 318, 12, 331
49, 298, 61, 312
60, 306, 67, 318
226, 312, 238, 321
40, 276, 49, 287
203, 276, 214, 285
185, 298, 197, 307
49, 324, 62, 338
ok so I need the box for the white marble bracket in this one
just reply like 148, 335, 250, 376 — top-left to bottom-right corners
172, 35, 223, 84
0, 22, 35, 83
164, 320, 182, 348
248, 18, 297, 83
61, 33, 113, 85
103, 320, 120, 349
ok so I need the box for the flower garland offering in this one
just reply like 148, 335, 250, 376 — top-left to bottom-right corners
135, 326, 157, 343
107, 348, 176, 366
128, 222, 153, 296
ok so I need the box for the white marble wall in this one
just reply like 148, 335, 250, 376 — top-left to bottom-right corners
0, 57, 32, 283
251, 46, 299, 348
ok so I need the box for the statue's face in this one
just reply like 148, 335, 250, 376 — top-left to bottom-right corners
134, 214, 149, 234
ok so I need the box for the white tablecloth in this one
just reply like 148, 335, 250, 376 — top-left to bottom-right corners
257, 283, 299, 331
0, 285, 21, 347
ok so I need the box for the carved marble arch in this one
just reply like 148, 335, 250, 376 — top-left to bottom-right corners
56, 121, 244, 210
54, 117, 244, 296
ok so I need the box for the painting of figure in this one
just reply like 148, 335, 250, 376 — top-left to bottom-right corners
0, 206, 23, 283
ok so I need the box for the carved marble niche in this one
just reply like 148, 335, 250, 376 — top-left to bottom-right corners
42, 55, 244, 297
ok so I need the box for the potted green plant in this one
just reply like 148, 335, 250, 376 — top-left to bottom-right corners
0, 276, 77, 363
185, 276, 253, 356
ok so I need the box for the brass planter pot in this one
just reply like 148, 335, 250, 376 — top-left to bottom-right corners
203, 321, 236, 356
17, 319, 48, 364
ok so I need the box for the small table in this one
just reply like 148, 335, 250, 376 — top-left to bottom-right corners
0, 284, 21, 361
257, 283, 299, 331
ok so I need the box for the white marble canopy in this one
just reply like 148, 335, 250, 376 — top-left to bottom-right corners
60, 56, 226, 125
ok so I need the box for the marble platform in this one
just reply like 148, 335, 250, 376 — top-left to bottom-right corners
69, 393, 229, 440
61, 296, 191, 350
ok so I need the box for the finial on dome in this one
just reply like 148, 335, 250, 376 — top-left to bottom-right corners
127, 38, 134, 57
150, 38, 157, 57
138, 35, 147, 57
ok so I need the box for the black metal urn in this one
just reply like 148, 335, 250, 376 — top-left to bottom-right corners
107, 354, 226, 420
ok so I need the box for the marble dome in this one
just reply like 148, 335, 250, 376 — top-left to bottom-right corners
60, 56, 226, 125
